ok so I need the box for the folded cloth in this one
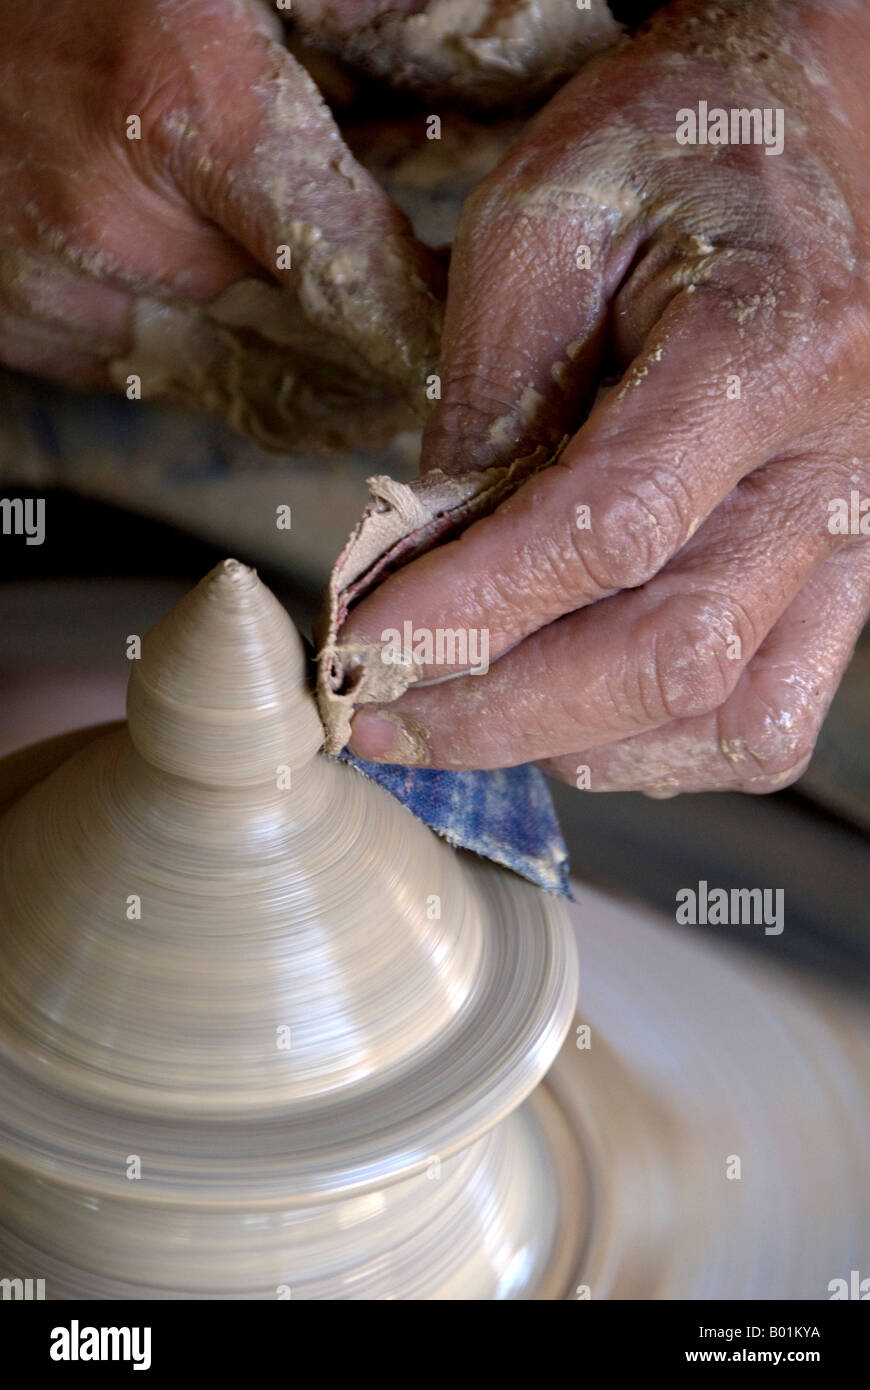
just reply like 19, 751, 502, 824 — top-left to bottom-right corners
316, 446, 564, 752
317, 455, 571, 896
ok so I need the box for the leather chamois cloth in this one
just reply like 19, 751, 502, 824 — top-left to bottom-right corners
317, 451, 571, 896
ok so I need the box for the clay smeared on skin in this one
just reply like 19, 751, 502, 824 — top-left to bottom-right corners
106, 86, 529, 453
316, 442, 562, 753
3, 1, 617, 444
292, 0, 621, 108
431, 0, 865, 466
108, 49, 446, 449
111, 278, 425, 451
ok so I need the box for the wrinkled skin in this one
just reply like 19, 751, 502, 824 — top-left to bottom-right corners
345, 0, 870, 796
0, 0, 441, 415
5, 0, 869, 797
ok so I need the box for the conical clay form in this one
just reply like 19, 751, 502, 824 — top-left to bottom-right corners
0, 561, 580, 1298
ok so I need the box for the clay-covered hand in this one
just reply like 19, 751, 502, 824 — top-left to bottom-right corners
0, 0, 442, 445
290, 0, 620, 108
345, 0, 870, 794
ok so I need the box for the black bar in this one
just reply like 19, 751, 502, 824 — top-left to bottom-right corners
2, 1298, 864, 1375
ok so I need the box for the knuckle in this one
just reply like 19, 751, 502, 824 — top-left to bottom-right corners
87, 22, 192, 160
456, 168, 576, 273
459, 171, 512, 229
93, 8, 268, 192
441, 353, 536, 420
580, 471, 689, 593
634, 593, 749, 722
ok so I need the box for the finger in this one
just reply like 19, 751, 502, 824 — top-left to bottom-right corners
419, 2, 857, 479
0, 247, 132, 347
340, 273, 845, 686
347, 453, 842, 768
0, 308, 119, 390
108, 285, 417, 452
0, 247, 135, 387
417, 42, 720, 477
542, 543, 870, 795
27, 4, 443, 388
419, 109, 626, 474
153, 12, 444, 391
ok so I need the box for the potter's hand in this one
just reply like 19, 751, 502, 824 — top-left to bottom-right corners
345, 0, 870, 794
0, 0, 441, 444
290, 0, 620, 108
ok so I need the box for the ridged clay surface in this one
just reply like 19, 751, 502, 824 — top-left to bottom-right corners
0, 560, 579, 1297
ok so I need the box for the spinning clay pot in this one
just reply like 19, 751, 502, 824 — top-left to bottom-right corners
0, 560, 581, 1299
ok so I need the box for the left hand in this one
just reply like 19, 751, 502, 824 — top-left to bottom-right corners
0, 0, 443, 444
342, 0, 870, 796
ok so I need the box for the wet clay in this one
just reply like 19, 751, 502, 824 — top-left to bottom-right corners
294, 0, 621, 108
1, 565, 869, 1297
109, 4, 622, 452
0, 560, 578, 1296
111, 279, 425, 453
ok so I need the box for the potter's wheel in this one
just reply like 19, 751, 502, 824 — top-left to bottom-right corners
2, 885, 866, 1299
1, 833, 868, 1300
535, 888, 870, 1300
0, 563, 867, 1299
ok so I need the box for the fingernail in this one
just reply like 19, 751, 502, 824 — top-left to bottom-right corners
349, 710, 430, 766
642, 784, 680, 800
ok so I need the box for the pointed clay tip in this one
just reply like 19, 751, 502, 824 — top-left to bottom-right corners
201, 560, 265, 608
209, 558, 256, 590
126, 561, 324, 784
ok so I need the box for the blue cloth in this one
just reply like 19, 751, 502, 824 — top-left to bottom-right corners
339, 752, 571, 896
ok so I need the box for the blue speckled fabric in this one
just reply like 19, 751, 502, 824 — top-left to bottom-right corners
339, 751, 571, 897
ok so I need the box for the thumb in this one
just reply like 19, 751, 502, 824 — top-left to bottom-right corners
167, 12, 444, 395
